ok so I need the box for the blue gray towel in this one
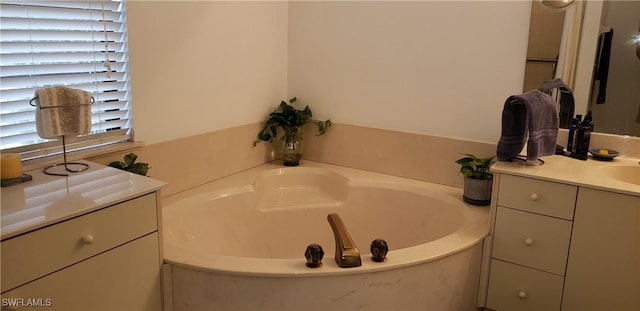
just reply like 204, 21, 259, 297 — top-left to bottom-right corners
538, 78, 574, 128
497, 90, 559, 161
538, 78, 570, 94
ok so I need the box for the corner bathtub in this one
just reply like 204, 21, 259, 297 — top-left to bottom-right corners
162, 161, 489, 310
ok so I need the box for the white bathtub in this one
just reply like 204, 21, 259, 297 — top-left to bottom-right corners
162, 161, 489, 310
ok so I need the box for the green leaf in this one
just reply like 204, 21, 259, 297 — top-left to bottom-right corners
127, 162, 149, 176
269, 125, 278, 140
280, 101, 295, 115
455, 157, 473, 165
460, 167, 473, 178
108, 153, 150, 176
455, 153, 495, 178
315, 119, 332, 135
124, 153, 137, 167
257, 130, 272, 142
295, 106, 310, 125
108, 161, 126, 170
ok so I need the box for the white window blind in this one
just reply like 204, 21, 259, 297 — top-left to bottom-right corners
0, 0, 132, 160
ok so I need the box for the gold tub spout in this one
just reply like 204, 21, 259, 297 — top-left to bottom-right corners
327, 213, 362, 268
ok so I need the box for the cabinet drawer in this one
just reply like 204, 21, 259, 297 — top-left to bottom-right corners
487, 259, 564, 311
1, 193, 158, 292
2, 233, 161, 311
497, 174, 576, 220
493, 207, 572, 275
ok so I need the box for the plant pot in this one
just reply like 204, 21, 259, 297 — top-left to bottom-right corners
463, 175, 493, 206
281, 134, 303, 166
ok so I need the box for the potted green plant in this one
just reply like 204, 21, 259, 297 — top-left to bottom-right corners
455, 153, 496, 206
253, 97, 332, 166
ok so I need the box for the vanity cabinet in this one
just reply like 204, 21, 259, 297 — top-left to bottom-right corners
562, 188, 640, 310
1, 163, 165, 311
1, 194, 162, 311
484, 167, 640, 311
486, 174, 577, 311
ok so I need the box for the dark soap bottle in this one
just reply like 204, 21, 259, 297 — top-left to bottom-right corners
567, 114, 582, 153
576, 111, 593, 156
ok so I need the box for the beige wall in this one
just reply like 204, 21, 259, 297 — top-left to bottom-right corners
287, 1, 532, 143
126, 1, 288, 144
126, 1, 532, 146
104, 1, 542, 195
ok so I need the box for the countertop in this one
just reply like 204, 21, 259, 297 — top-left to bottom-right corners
1, 161, 166, 240
492, 154, 640, 197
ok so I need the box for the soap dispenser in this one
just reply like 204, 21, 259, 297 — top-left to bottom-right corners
567, 114, 582, 153
575, 111, 593, 157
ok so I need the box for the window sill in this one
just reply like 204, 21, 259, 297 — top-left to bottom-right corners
22, 141, 146, 173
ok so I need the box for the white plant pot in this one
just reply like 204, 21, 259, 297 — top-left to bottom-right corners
463, 175, 493, 206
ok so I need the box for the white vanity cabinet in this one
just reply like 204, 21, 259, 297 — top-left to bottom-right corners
562, 188, 640, 310
1, 162, 166, 311
486, 174, 577, 311
484, 156, 640, 311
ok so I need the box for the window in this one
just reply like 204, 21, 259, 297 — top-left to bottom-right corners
0, 0, 132, 160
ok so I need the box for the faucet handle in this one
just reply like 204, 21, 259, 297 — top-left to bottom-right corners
370, 239, 388, 262
305, 244, 325, 268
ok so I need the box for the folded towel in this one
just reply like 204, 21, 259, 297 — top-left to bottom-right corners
538, 78, 574, 128
538, 78, 570, 94
497, 98, 528, 161
497, 90, 559, 161
35, 86, 92, 139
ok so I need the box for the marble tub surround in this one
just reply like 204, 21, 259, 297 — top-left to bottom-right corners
90, 122, 496, 198
90, 123, 276, 197
301, 123, 497, 189
170, 245, 483, 311
163, 161, 489, 310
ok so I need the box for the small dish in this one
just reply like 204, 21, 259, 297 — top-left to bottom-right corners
589, 148, 620, 161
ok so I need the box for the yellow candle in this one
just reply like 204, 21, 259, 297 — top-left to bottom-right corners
1, 153, 23, 179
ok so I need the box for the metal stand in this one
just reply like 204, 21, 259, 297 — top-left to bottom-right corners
43, 136, 89, 176
509, 155, 545, 166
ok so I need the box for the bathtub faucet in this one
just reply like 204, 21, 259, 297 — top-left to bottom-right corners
327, 213, 362, 268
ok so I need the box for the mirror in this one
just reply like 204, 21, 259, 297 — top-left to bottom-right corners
526, 0, 640, 137
523, 1, 566, 93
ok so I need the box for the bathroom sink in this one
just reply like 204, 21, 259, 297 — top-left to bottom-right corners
599, 165, 640, 186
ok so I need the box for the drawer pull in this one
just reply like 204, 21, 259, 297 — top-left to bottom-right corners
518, 291, 527, 299
524, 237, 534, 245
82, 234, 95, 244
529, 193, 539, 201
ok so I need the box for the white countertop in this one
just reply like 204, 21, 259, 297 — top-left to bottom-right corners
492, 154, 640, 197
1, 161, 166, 240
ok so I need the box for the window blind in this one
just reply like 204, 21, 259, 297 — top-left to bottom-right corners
0, 0, 132, 160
